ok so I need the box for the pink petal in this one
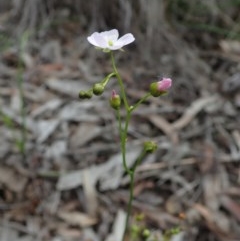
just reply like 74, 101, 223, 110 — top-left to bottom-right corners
111, 89, 117, 98
157, 78, 172, 91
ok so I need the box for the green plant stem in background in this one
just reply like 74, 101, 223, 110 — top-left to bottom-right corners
17, 61, 26, 157
0, 31, 29, 157
17, 31, 30, 161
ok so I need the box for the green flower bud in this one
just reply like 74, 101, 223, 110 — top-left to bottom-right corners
110, 90, 121, 109
131, 224, 140, 234
144, 141, 157, 153
79, 90, 93, 99
135, 213, 145, 222
93, 83, 104, 95
79, 90, 86, 99
85, 91, 93, 99
170, 227, 181, 235
142, 229, 151, 238
150, 82, 164, 97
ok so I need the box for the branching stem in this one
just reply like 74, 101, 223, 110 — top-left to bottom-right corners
110, 51, 150, 241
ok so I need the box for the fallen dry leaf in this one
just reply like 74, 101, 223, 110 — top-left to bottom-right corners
46, 78, 90, 97
220, 195, 240, 222
57, 147, 141, 191
0, 165, 28, 193
105, 210, 126, 241
82, 168, 98, 217
70, 123, 101, 147
172, 96, 219, 130
219, 40, 240, 55
57, 211, 97, 227
149, 115, 178, 144
36, 119, 60, 143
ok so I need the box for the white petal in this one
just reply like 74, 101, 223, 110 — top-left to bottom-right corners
88, 32, 108, 48
87, 33, 98, 46
109, 44, 124, 50
100, 29, 119, 42
116, 33, 135, 46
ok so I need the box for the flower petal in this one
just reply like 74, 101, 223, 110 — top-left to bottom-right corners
108, 44, 124, 50
116, 33, 135, 46
87, 32, 108, 48
158, 78, 172, 91
87, 33, 98, 46
100, 29, 119, 42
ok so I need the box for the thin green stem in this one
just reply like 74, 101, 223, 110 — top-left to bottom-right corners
110, 52, 148, 241
121, 110, 131, 173
17, 66, 26, 158
110, 51, 129, 110
124, 150, 147, 235
17, 33, 29, 161
102, 72, 116, 87
132, 150, 147, 172
125, 171, 134, 233
116, 108, 130, 173
130, 93, 151, 112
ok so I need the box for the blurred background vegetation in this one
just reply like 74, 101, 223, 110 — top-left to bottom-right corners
1, 0, 240, 53
1, 0, 240, 88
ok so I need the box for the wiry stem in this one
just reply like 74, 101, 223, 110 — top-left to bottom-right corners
110, 52, 129, 111
110, 51, 150, 241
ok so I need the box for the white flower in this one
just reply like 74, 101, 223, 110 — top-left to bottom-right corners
87, 29, 135, 51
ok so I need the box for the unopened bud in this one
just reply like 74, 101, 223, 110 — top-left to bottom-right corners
150, 77, 172, 97
85, 91, 93, 99
79, 90, 92, 99
131, 224, 140, 234
170, 227, 181, 235
110, 90, 121, 109
144, 141, 157, 153
79, 90, 86, 99
142, 229, 151, 238
93, 83, 104, 95
135, 213, 145, 222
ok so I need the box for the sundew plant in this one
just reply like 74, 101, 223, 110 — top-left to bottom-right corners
79, 29, 172, 241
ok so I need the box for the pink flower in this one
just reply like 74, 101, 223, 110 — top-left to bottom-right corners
157, 78, 172, 91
